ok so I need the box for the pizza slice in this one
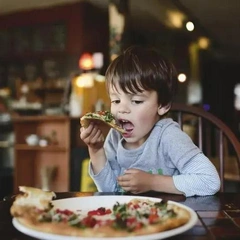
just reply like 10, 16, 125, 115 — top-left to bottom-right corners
80, 110, 126, 133
11, 186, 91, 236
10, 186, 56, 217
118, 198, 191, 235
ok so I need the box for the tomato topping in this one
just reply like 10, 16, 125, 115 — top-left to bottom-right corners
88, 207, 111, 216
126, 217, 144, 231
134, 222, 143, 230
149, 213, 159, 224
105, 209, 112, 214
126, 217, 137, 225
97, 111, 105, 115
127, 202, 140, 209
56, 209, 73, 215
150, 207, 158, 215
82, 216, 97, 227
133, 204, 140, 209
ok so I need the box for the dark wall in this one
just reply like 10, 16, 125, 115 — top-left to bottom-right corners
0, 2, 109, 94
0, 2, 109, 57
200, 51, 240, 137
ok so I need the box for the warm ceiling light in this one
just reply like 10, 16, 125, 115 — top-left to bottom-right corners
75, 73, 94, 88
186, 21, 194, 31
198, 37, 210, 49
178, 73, 187, 83
79, 53, 94, 70
234, 83, 240, 96
167, 11, 185, 28
92, 52, 104, 69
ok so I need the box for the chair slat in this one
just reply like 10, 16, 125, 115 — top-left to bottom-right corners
170, 103, 240, 192
198, 116, 203, 150
219, 130, 224, 192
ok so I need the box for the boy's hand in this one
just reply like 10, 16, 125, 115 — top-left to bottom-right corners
80, 122, 105, 151
117, 169, 153, 194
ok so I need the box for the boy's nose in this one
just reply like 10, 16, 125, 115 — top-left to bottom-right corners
118, 103, 130, 114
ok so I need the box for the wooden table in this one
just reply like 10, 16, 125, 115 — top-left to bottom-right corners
1, 192, 240, 239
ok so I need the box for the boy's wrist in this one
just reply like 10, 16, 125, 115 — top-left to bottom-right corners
88, 146, 103, 154
88, 147, 106, 175
149, 174, 162, 192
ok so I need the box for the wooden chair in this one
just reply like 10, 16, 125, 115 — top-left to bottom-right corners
169, 103, 240, 192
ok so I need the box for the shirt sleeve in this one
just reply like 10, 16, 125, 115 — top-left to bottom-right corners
89, 160, 119, 192
88, 129, 122, 192
173, 153, 221, 197
162, 122, 221, 197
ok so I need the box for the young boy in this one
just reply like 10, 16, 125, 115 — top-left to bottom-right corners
80, 46, 220, 197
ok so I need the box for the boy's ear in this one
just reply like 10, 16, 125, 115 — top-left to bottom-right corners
158, 104, 171, 116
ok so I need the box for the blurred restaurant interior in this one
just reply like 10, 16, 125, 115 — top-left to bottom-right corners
0, 0, 239, 198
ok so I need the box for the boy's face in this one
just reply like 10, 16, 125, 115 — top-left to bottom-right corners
109, 83, 165, 149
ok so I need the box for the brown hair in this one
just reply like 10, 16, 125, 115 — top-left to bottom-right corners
105, 46, 178, 108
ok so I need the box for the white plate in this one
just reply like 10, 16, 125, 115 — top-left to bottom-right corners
12, 195, 198, 240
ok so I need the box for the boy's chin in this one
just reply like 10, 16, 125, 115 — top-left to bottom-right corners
123, 136, 147, 147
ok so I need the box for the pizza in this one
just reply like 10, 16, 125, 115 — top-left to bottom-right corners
80, 110, 126, 134
11, 186, 191, 238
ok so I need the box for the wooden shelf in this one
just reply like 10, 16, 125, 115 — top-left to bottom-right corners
13, 115, 71, 193
15, 144, 67, 151
12, 115, 69, 122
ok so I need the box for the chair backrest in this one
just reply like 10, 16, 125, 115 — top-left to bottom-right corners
169, 103, 240, 192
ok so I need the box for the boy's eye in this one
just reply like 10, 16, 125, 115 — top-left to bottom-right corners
132, 100, 143, 104
111, 100, 120, 104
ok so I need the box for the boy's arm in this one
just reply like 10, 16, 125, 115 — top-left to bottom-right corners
160, 124, 220, 196
80, 122, 107, 174
151, 175, 184, 194
89, 130, 122, 192
118, 169, 184, 195
88, 147, 106, 174
117, 154, 220, 196
172, 153, 221, 197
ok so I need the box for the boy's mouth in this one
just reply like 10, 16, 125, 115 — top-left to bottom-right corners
119, 119, 134, 133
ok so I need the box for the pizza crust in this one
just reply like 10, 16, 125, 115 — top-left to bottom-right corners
140, 204, 190, 235
16, 217, 128, 237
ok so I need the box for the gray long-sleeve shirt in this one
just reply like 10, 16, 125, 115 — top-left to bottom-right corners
89, 118, 221, 197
